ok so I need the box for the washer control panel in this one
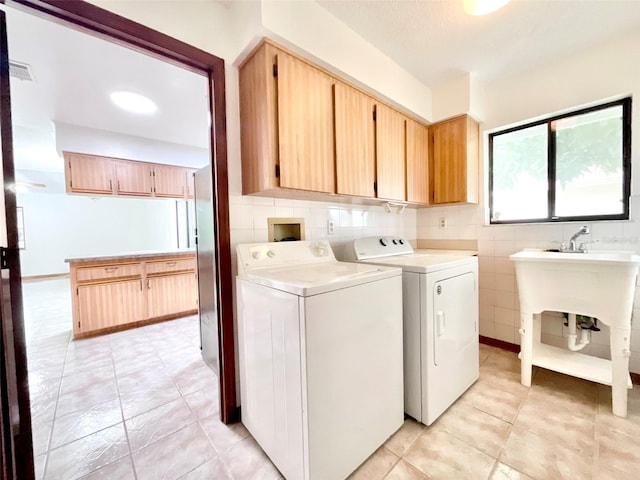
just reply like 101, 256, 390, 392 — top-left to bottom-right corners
236, 240, 335, 277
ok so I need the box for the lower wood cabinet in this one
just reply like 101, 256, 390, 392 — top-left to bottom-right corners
77, 280, 147, 330
147, 273, 198, 318
68, 253, 197, 338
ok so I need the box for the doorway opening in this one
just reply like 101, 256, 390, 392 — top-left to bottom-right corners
0, 1, 234, 478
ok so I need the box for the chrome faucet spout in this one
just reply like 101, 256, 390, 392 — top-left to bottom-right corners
569, 226, 590, 252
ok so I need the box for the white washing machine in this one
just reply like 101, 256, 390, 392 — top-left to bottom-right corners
236, 240, 404, 480
345, 236, 479, 426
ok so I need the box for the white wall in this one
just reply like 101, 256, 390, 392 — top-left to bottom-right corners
42, 2, 640, 377
17, 175, 178, 277
258, 0, 432, 121
418, 26, 640, 372
55, 122, 209, 168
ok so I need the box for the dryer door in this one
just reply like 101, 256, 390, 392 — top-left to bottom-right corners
433, 272, 477, 366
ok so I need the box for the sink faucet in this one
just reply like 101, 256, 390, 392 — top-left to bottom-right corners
568, 225, 590, 252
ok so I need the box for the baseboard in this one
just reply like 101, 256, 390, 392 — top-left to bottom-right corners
22, 273, 69, 281
479, 335, 640, 386
479, 335, 520, 353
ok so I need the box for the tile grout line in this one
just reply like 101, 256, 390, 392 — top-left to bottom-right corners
110, 332, 138, 480
39, 330, 73, 480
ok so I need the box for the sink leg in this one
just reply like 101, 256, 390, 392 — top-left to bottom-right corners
520, 310, 533, 387
610, 326, 631, 417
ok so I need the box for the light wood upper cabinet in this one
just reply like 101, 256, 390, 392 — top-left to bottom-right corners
334, 82, 376, 197
114, 160, 153, 196
406, 119, 430, 204
238, 39, 439, 205
64, 151, 194, 200
276, 51, 335, 193
376, 104, 406, 201
65, 152, 114, 194
153, 164, 187, 197
239, 42, 335, 195
430, 115, 479, 205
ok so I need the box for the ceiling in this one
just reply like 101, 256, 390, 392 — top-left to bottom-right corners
3, 5, 209, 174
5, 0, 640, 177
317, 0, 640, 87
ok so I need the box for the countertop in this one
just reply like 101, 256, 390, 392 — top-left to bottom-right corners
65, 249, 196, 264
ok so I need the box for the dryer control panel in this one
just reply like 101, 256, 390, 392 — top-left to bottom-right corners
344, 236, 414, 261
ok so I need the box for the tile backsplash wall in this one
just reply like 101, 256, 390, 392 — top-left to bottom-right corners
417, 196, 640, 374
227, 192, 640, 374
229, 194, 418, 271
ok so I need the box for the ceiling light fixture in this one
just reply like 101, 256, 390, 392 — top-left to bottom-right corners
110, 91, 157, 114
463, 0, 511, 16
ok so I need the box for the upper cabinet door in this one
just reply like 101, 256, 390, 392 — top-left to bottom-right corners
153, 164, 186, 198
406, 119, 430, 204
334, 82, 375, 197
276, 52, 335, 193
376, 104, 406, 201
430, 115, 479, 204
114, 160, 153, 196
64, 152, 114, 194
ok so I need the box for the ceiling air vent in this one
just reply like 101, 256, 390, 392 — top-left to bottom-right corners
9, 61, 34, 81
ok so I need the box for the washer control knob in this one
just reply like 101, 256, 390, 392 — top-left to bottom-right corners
392, 239, 398, 245
313, 244, 327, 256
399, 239, 405, 245
267, 250, 275, 258
379, 238, 388, 246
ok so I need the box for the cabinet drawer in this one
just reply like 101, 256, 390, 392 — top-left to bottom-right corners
146, 257, 195, 275
76, 263, 141, 282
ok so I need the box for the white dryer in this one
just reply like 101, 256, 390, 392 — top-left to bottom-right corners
345, 237, 479, 426
236, 240, 404, 480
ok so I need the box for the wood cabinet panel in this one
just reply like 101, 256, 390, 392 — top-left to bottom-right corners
334, 82, 376, 197
76, 263, 141, 282
153, 164, 186, 197
70, 253, 197, 338
406, 119, 430, 204
147, 273, 197, 318
276, 51, 335, 193
146, 258, 196, 275
65, 152, 114, 194
115, 160, 153, 196
77, 279, 146, 333
376, 104, 406, 201
430, 115, 479, 204
239, 43, 278, 194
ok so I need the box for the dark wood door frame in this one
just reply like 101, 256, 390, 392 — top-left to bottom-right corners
4, 0, 237, 424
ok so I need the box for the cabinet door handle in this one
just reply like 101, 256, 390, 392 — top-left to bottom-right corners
166, 261, 177, 267
147, 279, 151, 289
118, 180, 121, 191
109, 179, 113, 191
140, 280, 143, 291
104, 266, 118, 272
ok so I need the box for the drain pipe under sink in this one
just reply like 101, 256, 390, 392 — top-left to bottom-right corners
567, 313, 590, 351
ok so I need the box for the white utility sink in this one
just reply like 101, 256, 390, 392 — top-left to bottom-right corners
511, 249, 640, 417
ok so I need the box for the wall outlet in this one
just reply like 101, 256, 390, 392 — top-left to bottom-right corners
328, 219, 335, 235
439, 217, 447, 228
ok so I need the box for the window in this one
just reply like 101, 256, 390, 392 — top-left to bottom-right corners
489, 98, 631, 224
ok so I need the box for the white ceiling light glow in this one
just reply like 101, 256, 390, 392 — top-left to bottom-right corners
110, 91, 157, 114
463, 0, 511, 16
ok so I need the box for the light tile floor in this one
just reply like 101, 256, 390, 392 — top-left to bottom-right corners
25, 278, 640, 479
25, 278, 280, 480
